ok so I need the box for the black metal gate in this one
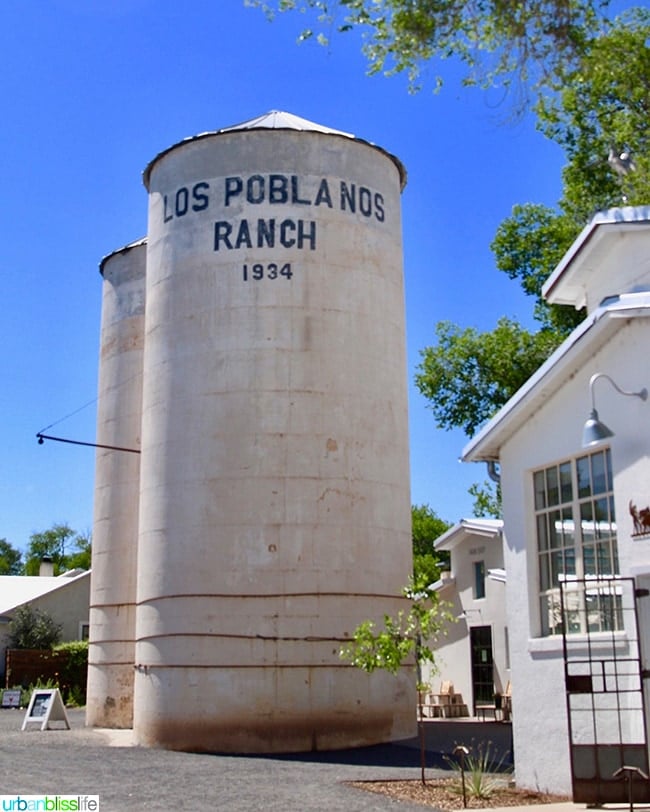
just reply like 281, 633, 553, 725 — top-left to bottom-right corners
561, 577, 650, 804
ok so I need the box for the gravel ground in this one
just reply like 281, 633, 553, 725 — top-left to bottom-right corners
0, 708, 450, 811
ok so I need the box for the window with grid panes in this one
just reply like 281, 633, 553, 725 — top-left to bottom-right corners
533, 448, 619, 636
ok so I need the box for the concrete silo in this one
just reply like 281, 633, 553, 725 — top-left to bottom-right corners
134, 111, 413, 752
86, 239, 145, 728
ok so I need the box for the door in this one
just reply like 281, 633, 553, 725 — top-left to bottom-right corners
470, 625, 494, 711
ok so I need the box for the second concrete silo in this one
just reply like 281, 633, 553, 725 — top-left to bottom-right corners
86, 239, 145, 728
134, 111, 413, 752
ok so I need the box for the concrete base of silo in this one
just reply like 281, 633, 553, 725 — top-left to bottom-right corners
132, 666, 415, 753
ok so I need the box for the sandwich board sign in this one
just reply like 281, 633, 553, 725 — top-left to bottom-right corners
1, 689, 21, 708
21, 688, 70, 731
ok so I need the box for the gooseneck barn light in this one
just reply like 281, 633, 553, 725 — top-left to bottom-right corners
582, 373, 648, 448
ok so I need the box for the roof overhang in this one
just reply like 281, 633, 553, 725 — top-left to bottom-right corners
543, 207, 650, 309
462, 291, 650, 462
435, 518, 503, 552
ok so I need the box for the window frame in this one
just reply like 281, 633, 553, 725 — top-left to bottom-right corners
533, 447, 619, 636
474, 560, 486, 600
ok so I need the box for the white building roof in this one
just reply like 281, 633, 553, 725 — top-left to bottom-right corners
435, 518, 503, 552
462, 289, 650, 462
543, 206, 650, 310
0, 570, 90, 616
463, 206, 650, 463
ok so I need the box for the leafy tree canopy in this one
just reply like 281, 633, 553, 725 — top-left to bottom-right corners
415, 317, 561, 436
340, 584, 450, 677
468, 480, 501, 519
8, 604, 62, 650
0, 538, 23, 575
411, 504, 450, 588
250, 0, 611, 107
23, 524, 91, 576
536, 7, 650, 220
417, 11, 650, 440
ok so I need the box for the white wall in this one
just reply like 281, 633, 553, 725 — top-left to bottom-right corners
0, 575, 90, 683
422, 529, 508, 712
499, 317, 650, 794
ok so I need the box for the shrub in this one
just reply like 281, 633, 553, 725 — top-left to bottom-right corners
52, 640, 88, 706
446, 742, 512, 802
8, 604, 62, 649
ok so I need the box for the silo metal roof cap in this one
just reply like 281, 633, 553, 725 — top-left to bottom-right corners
98, 236, 147, 276
142, 110, 407, 191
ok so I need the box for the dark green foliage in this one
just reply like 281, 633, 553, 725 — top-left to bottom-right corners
411, 504, 450, 588
415, 318, 562, 437
0, 538, 23, 574
468, 481, 501, 519
490, 205, 584, 332
537, 8, 650, 220
23, 524, 91, 575
52, 640, 88, 706
8, 604, 62, 650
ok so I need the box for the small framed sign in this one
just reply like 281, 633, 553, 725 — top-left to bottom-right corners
21, 688, 70, 731
1, 689, 21, 708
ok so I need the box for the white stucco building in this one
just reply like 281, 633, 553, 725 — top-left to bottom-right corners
0, 568, 90, 684
421, 519, 508, 717
463, 207, 650, 800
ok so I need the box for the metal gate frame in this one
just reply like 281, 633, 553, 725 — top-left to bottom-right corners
561, 577, 650, 804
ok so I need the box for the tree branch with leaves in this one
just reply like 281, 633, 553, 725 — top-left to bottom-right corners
249, 0, 612, 110
340, 583, 453, 783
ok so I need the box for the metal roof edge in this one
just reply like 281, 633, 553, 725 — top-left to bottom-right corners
99, 237, 147, 276
0, 569, 91, 615
142, 111, 407, 191
434, 518, 503, 551
542, 206, 650, 303
461, 293, 650, 463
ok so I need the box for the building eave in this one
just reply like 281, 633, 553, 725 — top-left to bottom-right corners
434, 518, 503, 552
462, 292, 650, 463
0, 569, 91, 616
542, 206, 650, 307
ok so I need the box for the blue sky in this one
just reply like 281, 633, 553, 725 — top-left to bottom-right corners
0, 0, 568, 553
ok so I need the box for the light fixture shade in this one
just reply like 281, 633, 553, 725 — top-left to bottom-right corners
582, 409, 614, 448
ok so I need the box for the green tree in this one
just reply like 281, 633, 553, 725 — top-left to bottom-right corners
411, 504, 450, 588
416, 11, 650, 441
340, 583, 452, 783
415, 317, 561, 436
468, 481, 501, 519
0, 538, 23, 575
65, 530, 92, 571
23, 524, 91, 575
536, 7, 650, 220
490, 204, 583, 332
251, 0, 611, 107
7, 604, 62, 649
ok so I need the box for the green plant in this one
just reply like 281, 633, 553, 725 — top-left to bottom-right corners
52, 640, 88, 706
64, 683, 85, 708
446, 742, 513, 802
8, 604, 62, 649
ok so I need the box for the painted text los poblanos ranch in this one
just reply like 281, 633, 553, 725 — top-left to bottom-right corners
162, 174, 387, 281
